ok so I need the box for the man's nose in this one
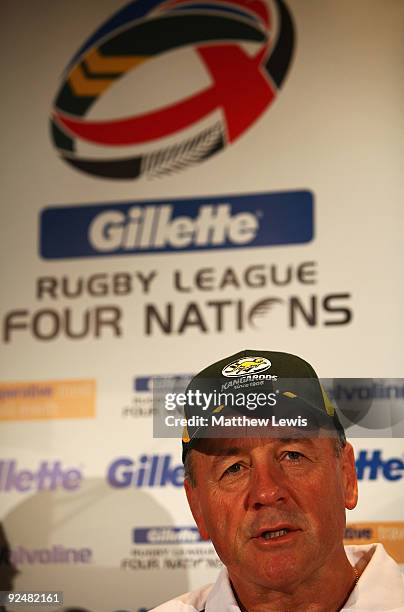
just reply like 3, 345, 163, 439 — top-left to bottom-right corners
247, 463, 288, 509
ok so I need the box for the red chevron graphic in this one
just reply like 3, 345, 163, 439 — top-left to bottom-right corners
54, 43, 275, 146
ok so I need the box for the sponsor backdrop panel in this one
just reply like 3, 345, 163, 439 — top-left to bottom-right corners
1, 0, 403, 610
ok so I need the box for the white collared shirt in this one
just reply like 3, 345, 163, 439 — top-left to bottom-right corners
151, 544, 404, 611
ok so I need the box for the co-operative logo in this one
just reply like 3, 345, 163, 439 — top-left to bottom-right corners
50, 0, 295, 180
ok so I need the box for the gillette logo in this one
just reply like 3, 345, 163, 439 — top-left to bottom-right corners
0, 460, 82, 492
133, 527, 203, 544
107, 455, 183, 488
355, 451, 403, 481
89, 204, 257, 251
40, 191, 313, 259
134, 374, 192, 393
134, 377, 154, 392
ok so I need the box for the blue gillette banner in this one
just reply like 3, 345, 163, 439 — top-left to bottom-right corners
133, 527, 203, 544
40, 190, 314, 259
134, 375, 193, 393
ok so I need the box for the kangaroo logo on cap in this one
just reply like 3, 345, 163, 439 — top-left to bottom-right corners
222, 356, 271, 377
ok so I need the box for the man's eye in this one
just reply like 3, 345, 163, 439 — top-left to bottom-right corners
223, 462, 243, 476
284, 451, 303, 462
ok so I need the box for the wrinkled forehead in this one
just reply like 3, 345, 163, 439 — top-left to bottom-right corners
191, 433, 333, 458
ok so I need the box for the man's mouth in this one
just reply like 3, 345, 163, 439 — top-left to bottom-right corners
261, 528, 289, 540
252, 524, 300, 542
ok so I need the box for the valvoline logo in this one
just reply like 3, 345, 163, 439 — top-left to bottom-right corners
50, 0, 295, 180
40, 191, 313, 259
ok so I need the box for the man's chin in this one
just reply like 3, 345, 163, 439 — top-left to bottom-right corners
232, 543, 314, 593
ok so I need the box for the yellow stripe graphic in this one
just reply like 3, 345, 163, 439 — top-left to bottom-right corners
69, 64, 113, 95
85, 48, 148, 74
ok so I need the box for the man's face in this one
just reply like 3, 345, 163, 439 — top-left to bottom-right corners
185, 435, 358, 593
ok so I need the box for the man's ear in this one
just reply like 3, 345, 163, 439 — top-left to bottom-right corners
341, 442, 358, 510
184, 478, 210, 540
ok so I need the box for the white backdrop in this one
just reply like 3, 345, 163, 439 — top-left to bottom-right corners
1, 1, 403, 610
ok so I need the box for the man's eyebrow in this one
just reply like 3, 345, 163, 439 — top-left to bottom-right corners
212, 447, 244, 459
278, 437, 315, 446
209, 448, 245, 467
209, 438, 315, 458
208, 438, 317, 465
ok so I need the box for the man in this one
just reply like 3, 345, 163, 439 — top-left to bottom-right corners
153, 350, 404, 611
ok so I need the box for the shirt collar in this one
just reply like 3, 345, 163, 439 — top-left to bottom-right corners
343, 543, 404, 610
205, 544, 404, 611
205, 567, 239, 612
